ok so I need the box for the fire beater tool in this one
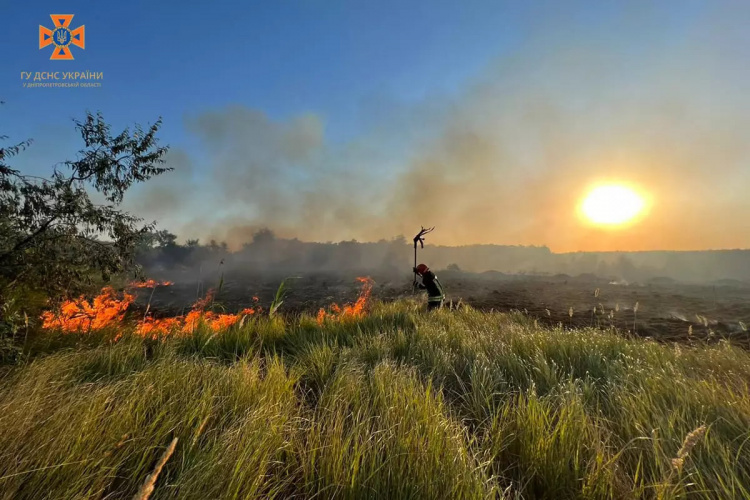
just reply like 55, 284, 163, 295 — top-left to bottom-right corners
412, 226, 435, 289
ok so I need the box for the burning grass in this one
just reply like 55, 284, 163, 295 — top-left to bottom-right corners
40, 277, 376, 339
130, 279, 174, 288
40, 282, 259, 339
40, 286, 135, 332
316, 276, 374, 324
136, 288, 258, 339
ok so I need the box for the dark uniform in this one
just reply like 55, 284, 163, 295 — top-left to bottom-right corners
417, 270, 445, 310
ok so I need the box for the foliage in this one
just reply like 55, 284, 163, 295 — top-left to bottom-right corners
0, 108, 171, 304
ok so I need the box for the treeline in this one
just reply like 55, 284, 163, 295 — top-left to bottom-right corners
137, 229, 416, 275
136, 228, 552, 277
136, 229, 750, 284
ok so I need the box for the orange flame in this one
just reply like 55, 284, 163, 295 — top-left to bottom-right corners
317, 277, 374, 325
192, 289, 216, 311
139, 290, 257, 338
42, 285, 259, 339
129, 279, 174, 288
41, 287, 135, 332
136, 316, 182, 337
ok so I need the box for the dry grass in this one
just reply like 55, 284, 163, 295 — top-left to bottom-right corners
132, 437, 178, 500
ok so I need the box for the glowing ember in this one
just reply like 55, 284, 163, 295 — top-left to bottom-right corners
129, 279, 174, 288
192, 289, 216, 311
317, 277, 374, 325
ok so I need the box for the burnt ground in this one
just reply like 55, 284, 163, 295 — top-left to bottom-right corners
133, 269, 750, 347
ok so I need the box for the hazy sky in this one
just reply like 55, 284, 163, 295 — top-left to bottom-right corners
3, 1, 749, 252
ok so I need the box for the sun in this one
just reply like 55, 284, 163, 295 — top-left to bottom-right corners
580, 185, 646, 226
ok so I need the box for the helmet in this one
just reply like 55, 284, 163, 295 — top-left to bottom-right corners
416, 263, 429, 275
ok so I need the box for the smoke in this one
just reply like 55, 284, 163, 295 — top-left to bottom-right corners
129, 2, 750, 252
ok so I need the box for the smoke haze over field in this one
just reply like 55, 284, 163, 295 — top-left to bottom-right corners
128, 2, 750, 252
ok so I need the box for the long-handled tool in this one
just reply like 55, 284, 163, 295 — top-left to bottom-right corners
413, 226, 435, 288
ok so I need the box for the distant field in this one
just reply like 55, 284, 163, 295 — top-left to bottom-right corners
2, 301, 749, 499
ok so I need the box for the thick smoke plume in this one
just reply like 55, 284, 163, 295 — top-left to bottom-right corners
129, 2, 750, 253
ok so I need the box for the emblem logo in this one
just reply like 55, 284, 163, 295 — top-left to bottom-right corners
39, 15, 85, 60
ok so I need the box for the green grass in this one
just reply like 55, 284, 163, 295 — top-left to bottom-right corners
1, 300, 749, 499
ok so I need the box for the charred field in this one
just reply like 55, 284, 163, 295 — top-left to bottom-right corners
135, 268, 750, 347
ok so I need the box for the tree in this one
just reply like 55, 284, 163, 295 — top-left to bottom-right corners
252, 228, 276, 246
154, 229, 178, 248
0, 109, 171, 302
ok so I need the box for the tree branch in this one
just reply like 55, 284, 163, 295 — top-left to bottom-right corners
0, 216, 58, 263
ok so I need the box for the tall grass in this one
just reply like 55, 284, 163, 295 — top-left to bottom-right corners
1, 302, 749, 499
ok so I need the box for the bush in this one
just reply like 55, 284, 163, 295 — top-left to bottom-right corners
0, 105, 171, 325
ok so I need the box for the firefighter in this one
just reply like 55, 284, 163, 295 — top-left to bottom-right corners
413, 263, 445, 310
